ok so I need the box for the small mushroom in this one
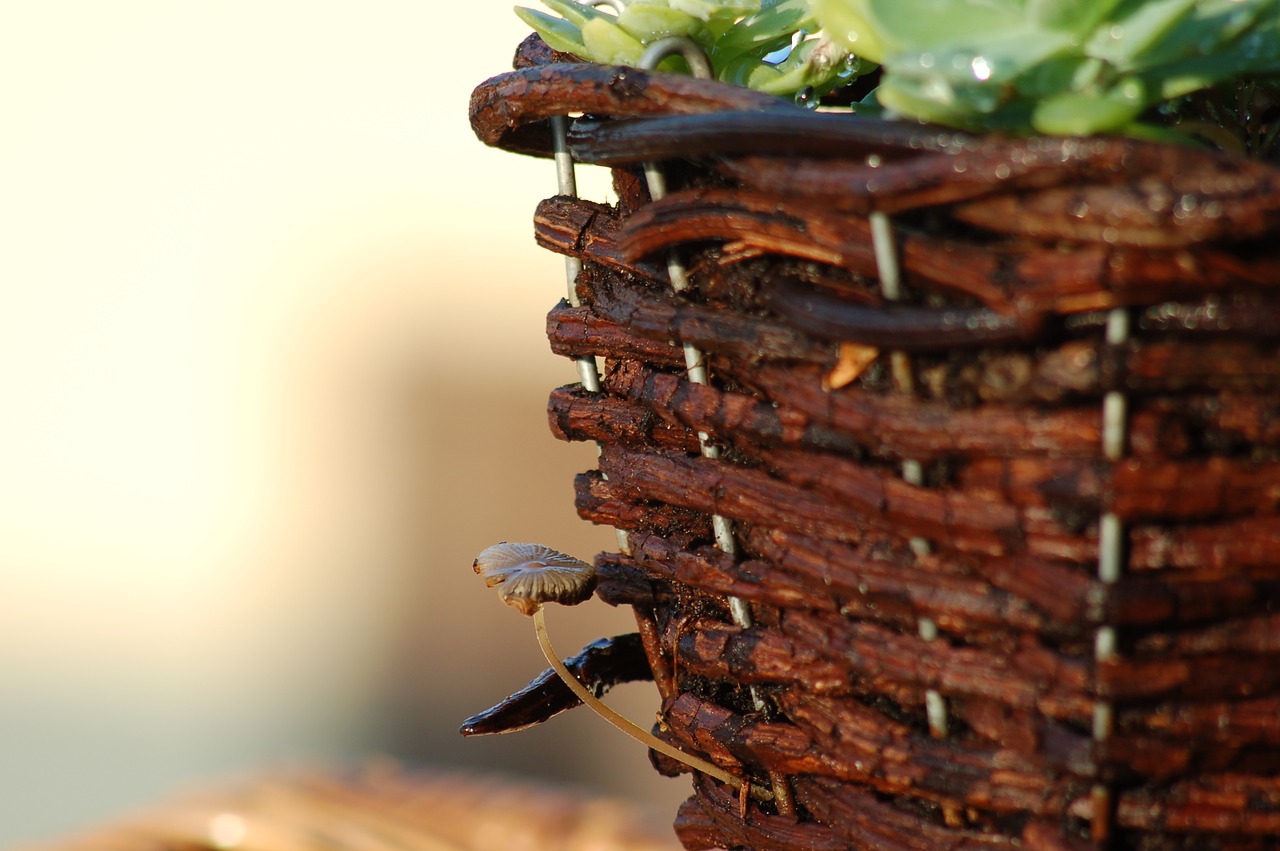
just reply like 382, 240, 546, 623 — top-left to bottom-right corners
473, 542, 753, 795
474, 542, 598, 616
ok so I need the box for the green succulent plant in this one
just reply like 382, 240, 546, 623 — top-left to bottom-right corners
516, 0, 870, 98
813, 0, 1280, 137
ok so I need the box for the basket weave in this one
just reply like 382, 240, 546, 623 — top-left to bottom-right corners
471, 34, 1280, 851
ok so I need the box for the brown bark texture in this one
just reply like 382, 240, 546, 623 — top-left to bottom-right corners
470, 42, 1280, 851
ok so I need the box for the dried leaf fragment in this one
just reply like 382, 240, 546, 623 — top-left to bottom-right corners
825, 342, 880, 390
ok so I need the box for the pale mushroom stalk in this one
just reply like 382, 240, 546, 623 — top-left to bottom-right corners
530, 605, 741, 790
473, 542, 767, 799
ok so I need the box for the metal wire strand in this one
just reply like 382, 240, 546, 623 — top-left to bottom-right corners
636, 36, 754, 638
1090, 305, 1132, 845
550, 112, 630, 555
635, 38, 795, 814
871, 210, 950, 743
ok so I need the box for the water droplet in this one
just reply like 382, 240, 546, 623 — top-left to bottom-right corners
794, 86, 818, 109
1071, 201, 1089, 218
953, 158, 969, 174
994, 163, 1011, 180
837, 54, 862, 81
1101, 226, 1119, 244
970, 55, 992, 82
919, 52, 935, 69
865, 154, 883, 168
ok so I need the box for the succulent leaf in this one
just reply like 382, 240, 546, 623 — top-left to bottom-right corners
813, 0, 888, 62
714, 0, 815, 64
668, 0, 762, 22
580, 15, 650, 64
515, 6, 589, 55
814, 0, 1280, 137
1084, 0, 1200, 68
616, 4, 711, 42
540, 0, 616, 28
515, 0, 867, 97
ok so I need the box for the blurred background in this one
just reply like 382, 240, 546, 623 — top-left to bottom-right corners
0, 2, 691, 843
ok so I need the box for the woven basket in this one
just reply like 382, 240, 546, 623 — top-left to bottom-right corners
470, 34, 1280, 851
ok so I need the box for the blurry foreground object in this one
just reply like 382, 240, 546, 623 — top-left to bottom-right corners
21, 762, 682, 851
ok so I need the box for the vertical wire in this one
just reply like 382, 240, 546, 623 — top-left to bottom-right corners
636, 38, 757, 670
636, 37, 793, 816
871, 211, 949, 742
551, 114, 631, 555
1091, 307, 1130, 844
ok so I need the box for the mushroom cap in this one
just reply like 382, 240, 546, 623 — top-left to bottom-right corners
473, 542, 597, 616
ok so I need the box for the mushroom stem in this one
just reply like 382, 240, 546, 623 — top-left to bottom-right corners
532, 607, 745, 792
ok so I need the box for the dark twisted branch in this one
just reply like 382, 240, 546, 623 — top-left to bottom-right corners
595, 442, 1095, 562
574, 470, 709, 539
1116, 774, 1280, 837
567, 110, 975, 165
547, 384, 701, 454
534, 197, 665, 283
675, 776, 849, 851
469, 63, 778, 158
1129, 515, 1280, 577
570, 112, 1280, 242
459, 633, 651, 736
722, 362, 1107, 460
546, 301, 684, 367
624, 528, 1059, 638
619, 188, 1280, 314
661, 692, 1088, 817
598, 360, 865, 457
664, 608, 1091, 723
762, 274, 1042, 349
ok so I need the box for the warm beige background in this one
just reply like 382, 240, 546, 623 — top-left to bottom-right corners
0, 2, 689, 843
